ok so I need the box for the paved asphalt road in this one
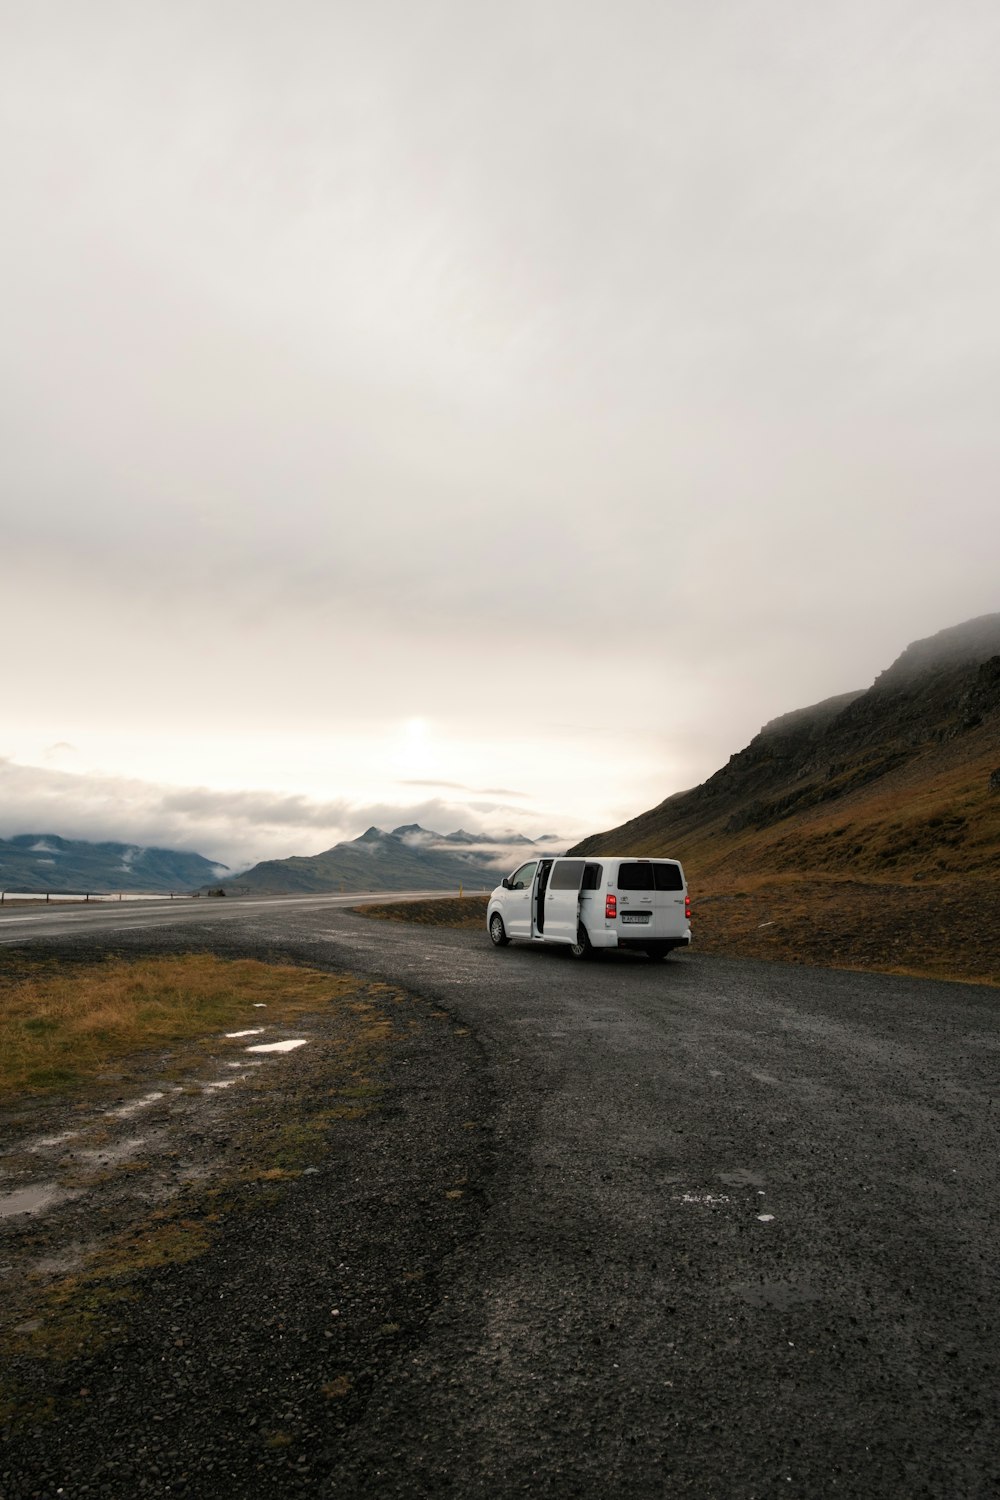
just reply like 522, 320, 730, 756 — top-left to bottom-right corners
0, 891, 452, 946
2, 897, 998, 1497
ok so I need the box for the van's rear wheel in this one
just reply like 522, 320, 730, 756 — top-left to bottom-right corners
489, 912, 510, 947
569, 925, 593, 960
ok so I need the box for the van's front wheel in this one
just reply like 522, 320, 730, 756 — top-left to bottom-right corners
489, 912, 510, 947
569, 925, 593, 960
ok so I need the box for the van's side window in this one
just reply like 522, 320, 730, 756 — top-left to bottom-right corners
509, 862, 537, 891
549, 859, 586, 890
653, 863, 683, 891
581, 863, 603, 890
617, 862, 655, 891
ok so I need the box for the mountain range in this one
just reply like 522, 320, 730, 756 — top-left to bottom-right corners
0, 835, 227, 896
229, 825, 558, 895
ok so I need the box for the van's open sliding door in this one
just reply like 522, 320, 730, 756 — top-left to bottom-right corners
543, 859, 586, 944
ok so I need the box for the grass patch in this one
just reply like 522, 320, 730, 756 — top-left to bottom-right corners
355, 894, 490, 929
322, 1375, 353, 1400
1, 967, 411, 1426
0, 954, 364, 1101
8, 1205, 221, 1365
694, 873, 1000, 986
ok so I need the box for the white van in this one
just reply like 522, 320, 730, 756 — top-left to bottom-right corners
486, 855, 691, 960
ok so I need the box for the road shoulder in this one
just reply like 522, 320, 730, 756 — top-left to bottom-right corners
1, 936, 495, 1498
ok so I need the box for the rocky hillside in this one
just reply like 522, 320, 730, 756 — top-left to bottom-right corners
0, 835, 227, 895
571, 614, 1000, 984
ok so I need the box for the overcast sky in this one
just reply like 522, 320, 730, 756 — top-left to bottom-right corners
2, 0, 999, 872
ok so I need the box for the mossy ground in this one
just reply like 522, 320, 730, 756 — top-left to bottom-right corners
0, 953, 419, 1427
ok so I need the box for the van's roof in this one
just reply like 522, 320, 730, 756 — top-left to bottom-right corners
557, 854, 683, 864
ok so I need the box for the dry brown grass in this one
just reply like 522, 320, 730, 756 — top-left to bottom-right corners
0, 954, 360, 1098
693, 872, 1000, 986
322, 1375, 353, 1399
355, 894, 490, 928
628, 731, 1000, 889
675, 740, 1000, 985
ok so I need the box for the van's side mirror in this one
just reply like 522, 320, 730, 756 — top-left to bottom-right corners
501, 877, 511, 890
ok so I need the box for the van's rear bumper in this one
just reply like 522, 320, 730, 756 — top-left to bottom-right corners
587, 927, 692, 951
616, 936, 691, 952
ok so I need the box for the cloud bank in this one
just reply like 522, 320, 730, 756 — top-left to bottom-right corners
0, 757, 559, 873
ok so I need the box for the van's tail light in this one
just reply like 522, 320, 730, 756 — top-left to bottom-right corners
685, 894, 691, 920
605, 893, 617, 919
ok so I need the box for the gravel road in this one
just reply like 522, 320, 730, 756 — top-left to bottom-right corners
2, 900, 998, 1499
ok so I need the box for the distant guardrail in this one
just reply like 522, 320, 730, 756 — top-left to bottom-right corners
0, 891, 196, 905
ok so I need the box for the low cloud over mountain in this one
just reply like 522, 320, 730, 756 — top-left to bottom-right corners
0, 833, 226, 895
233, 825, 562, 895
0, 757, 557, 873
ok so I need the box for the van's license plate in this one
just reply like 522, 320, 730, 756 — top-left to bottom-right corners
620, 913, 650, 924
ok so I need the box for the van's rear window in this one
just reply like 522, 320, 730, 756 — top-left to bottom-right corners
618, 862, 683, 891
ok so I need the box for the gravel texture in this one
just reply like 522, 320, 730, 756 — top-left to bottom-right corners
1, 925, 492, 1500
2, 901, 999, 1499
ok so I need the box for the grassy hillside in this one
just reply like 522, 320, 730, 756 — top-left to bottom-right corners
571, 614, 1000, 985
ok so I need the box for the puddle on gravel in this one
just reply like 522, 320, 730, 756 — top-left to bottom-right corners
78, 1135, 147, 1167
225, 1029, 266, 1038
33, 1242, 94, 1275
108, 1091, 165, 1120
0, 1183, 70, 1219
245, 1039, 309, 1054
34, 1132, 79, 1150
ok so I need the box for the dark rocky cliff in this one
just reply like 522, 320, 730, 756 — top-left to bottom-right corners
571, 613, 1000, 863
